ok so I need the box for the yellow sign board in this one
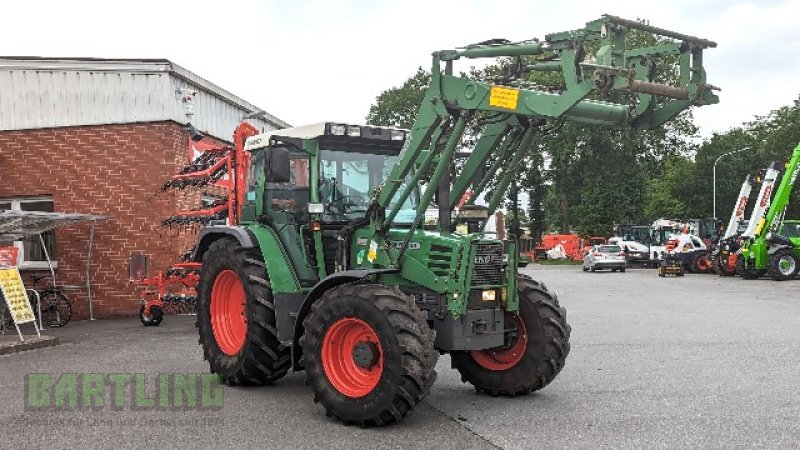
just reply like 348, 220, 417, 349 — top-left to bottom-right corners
0, 268, 36, 324
488, 86, 520, 110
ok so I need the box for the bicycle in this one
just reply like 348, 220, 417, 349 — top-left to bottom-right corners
0, 302, 12, 332
31, 275, 72, 327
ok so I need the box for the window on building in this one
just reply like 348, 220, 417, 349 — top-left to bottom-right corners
0, 196, 57, 269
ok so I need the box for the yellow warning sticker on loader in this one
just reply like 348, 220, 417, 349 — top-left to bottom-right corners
367, 241, 378, 263
489, 86, 520, 110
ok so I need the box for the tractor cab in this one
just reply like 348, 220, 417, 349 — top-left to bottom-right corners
242, 122, 416, 285
242, 122, 511, 323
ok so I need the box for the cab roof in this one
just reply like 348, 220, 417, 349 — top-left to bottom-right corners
244, 122, 408, 152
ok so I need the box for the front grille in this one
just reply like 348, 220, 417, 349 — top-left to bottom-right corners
427, 244, 455, 277
472, 242, 503, 285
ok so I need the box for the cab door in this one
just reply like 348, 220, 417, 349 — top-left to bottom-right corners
264, 150, 319, 286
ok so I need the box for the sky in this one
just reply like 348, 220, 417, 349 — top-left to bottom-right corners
2, 0, 799, 138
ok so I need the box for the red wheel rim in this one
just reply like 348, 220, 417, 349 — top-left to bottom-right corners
210, 270, 247, 356
471, 313, 527, 371
321, 318, 383, 398
697, 255, 711, 271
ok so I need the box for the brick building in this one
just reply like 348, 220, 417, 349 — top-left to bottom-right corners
0, 57, 287, 319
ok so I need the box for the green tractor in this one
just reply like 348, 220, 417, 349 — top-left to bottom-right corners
192, 15, 718, 425
739, 142, 800, 281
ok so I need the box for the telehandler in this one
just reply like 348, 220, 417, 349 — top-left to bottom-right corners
714, 165, 779, 275
713, 173, 754, 275
192, 15, 718, 425
738, 143, 800, 280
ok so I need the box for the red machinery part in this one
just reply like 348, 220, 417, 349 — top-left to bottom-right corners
536, 234, 584, 261
161, 121, 259, 227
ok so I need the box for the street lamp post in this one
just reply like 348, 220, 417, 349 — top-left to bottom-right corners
713, 147, 752, 220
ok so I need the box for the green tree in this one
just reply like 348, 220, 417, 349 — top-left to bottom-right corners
693, 95, 800, 220
366, 68, 430, 128
503, 202, 529, 237
643, 156, 694, 220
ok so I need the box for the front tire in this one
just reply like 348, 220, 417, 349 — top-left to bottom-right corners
736, 256, 765, 280
139, 304, 164, 326
451, 276, 570, 396
768, 248, 799, 281
196, 238, 291, 385
300, 283, 438, 426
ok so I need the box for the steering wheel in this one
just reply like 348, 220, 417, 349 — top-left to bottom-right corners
339, 194, 367, 208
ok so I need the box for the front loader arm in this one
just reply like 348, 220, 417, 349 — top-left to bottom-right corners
762, 143, 800, 236
361, 15, 719, 269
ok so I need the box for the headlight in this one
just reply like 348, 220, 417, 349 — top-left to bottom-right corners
390, 130, 405, 141
347, 125, 361, 137
481, 290, 496, 302
307, 203, 325, 214
329, 124, 346, 135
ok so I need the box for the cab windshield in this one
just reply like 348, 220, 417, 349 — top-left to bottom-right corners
319, 148, 417, 224
780, 221, 800, 238
651, 228, 680, 246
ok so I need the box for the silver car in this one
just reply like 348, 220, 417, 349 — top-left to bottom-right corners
582, 245, 627, 272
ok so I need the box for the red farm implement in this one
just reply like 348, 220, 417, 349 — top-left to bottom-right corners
131, 256, 201, 326
131, 122, 259, 325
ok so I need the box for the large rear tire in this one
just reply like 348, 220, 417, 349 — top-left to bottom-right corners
736, 256, 765, 280
767, 248, 800, 281
689, 250, 712, 273
451, 276, 570, 396
300, 283, 437, 426
196, 238, 291, 385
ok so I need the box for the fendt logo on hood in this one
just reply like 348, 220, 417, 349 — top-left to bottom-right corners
475, 255, 499, 265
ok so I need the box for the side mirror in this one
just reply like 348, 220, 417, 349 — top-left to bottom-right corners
265, 146, 291, 183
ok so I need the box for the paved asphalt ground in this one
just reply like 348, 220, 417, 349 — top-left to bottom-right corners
2, 265, 799, 449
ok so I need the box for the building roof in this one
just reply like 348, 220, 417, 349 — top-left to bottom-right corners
0, 57, 289, 140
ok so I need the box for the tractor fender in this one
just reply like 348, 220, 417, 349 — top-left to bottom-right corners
191, 226, 257, 261
291, 268, 398, 350
767, 243, 791, 255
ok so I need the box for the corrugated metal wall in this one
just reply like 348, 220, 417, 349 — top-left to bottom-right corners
0, 59, 287, 141
170, 76, 278, 138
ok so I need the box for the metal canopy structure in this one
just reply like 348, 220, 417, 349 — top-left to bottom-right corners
0, 210, 104, 239
0, 210, 106, 320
